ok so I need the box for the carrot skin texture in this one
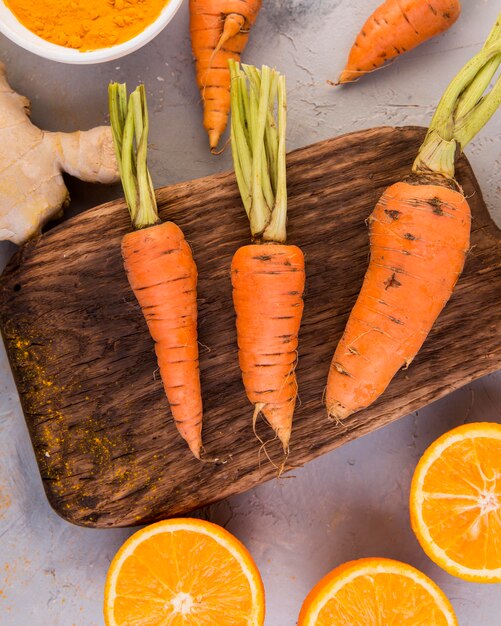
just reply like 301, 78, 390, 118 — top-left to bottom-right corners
190, 0, 262, 149
122, 221, 203, 458
326, 182, 470, 420
232, 244, 305, 451
339, 0, 461, 84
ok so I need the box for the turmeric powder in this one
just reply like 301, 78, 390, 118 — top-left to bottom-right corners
5, 0, 170, 51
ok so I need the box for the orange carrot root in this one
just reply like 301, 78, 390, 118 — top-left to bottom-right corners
232, 244, 305, 452
122, 221, 203, 458
326, 179, 470, 420
338, 0, 462, 84
190, 0, 262, 150
329, 14, 501, 418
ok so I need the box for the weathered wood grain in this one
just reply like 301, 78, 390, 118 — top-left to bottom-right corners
0, 127, 499, 528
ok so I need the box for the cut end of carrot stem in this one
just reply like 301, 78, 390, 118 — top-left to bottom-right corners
229, 60, 288, 243
413, 13, 501, 179
109, 82, 160, 229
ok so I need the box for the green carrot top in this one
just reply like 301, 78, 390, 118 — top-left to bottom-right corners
414, 13, 501, 179
109, 83, 159, 230
229, 61, 288, 244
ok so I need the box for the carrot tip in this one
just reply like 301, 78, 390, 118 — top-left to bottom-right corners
199, 450, 228, 465
208, 129, 221, 151
253, 402, 292, 455
210, 136, 230, 156
187, 440, 203, 460
327, 401, 352, 424
336, 72, 357, 85
277, 430, 291, 455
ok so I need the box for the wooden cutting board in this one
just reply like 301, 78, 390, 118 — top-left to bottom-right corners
1, 127, 499, 528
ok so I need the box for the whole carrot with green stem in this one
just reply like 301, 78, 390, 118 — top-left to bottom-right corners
229, 61, 305, 454
109, 83, 204, 459
327, 14, 501, 420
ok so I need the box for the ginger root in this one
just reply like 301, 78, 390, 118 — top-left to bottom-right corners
0, 62, 119, 245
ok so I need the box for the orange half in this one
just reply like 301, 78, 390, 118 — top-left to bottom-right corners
298, 557, 458, 626
410, 422, 501, 582
104, 518, 265, 626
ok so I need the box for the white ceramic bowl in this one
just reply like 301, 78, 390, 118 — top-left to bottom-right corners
0, 0, 184, 64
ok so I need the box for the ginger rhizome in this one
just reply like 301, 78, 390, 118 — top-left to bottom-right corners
0, 63, 119, 245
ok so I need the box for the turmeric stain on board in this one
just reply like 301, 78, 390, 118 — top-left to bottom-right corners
5, 0, 170, 51
6, 327, 139, 504
9, 331, 66, 480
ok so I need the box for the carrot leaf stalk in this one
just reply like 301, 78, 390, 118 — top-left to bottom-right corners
229, 60, 287, 243
109, 82, 159, 229
413, 14, 501, 179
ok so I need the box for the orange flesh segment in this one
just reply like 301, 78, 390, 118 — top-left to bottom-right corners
114, 532, 254, 623
316, 572, 451, 625
420, 435, 501, 571
106, 520, 264, 626
298, 559, 457, 626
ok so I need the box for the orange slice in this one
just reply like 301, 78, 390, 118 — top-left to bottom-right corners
104, 518, 265, 626
410, 421, 501, 582
298, 557, 457, 626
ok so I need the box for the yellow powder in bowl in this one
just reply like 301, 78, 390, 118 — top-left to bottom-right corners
5, 0, 170, 51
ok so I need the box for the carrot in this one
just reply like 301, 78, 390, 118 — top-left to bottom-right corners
229, 61, 305, 453
109, 83, 203, 459
232, 245, 305, 453
337, 0, 461, 84
327, 15, 501, 420
190, 0, 262, 152
327, 180, 470, 420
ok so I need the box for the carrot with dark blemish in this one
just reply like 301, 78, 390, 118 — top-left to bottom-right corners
229, 61, 305, 453
190, 0, 262, 152
327, 15, 501, 420
337, 0, 461, 84
109, 83, 203, 459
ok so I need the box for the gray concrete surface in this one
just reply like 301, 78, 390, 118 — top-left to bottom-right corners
0, 1, 500, 624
